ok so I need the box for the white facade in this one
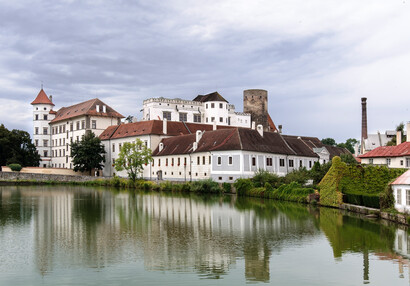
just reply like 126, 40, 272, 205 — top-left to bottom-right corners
393, 185, 410, 213
32, 103, 55, 167
361, 157, 410, 168
50, 115, 120, 169
142, 97, 251, 128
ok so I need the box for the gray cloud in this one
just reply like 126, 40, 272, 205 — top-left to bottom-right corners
1, 0, 409, 142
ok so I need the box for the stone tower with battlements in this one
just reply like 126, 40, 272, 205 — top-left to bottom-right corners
243, 89, 269, 131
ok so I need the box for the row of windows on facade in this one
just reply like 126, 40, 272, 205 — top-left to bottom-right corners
396, 189, 410, 205
34, 121, 97, 135
41, 149, 70, 158
163, 111, 236, 124
35, 136, 81, 148
158, 102, 229, 110
111, 141, 148, 152
369, 158, 410, 167
50, 163, 72, 169
113, 156, 313, 168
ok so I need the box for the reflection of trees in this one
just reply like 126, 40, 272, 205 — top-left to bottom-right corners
0, 187, 33, 226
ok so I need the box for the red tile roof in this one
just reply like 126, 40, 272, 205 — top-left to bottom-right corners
99, 120, 235, 140
153, 128, 320, 158
359, 142, 410, 158
31, 89, 55, 106
50, 98, 124, 123
391, 170, 410, 185
267, 113, 277, 132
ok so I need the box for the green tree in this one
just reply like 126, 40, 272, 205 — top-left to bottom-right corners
340, 153, 357, 165
0, 124, 40, 167
321, 138, 336, 146
71, 132, 106, 175
337, 138, 358, 154
114, 139, 153, 181
387, 122, 406, 145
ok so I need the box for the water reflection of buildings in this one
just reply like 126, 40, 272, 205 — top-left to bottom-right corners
2, 187, 320, 282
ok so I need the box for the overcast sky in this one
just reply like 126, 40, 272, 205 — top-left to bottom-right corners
1, 0, 409, 142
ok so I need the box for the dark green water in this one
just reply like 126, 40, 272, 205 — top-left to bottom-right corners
0, 185, 409, 285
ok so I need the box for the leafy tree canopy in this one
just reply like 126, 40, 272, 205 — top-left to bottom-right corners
387, 122, 407, 145
0, 124, 40, 167
71, 132, 106, 175
114, 139, 153, 182
321, 138, 337, 146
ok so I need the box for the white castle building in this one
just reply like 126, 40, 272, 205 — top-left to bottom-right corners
142, 91, 251, 128
31, 89, 124, 168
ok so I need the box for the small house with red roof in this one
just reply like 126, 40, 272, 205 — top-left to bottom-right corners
391, 170, 410, 212
358, 141, 410, 169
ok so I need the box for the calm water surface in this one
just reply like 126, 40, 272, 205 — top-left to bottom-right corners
0, 185, 409, 285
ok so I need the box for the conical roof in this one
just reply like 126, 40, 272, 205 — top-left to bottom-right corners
31, 89, 54, 106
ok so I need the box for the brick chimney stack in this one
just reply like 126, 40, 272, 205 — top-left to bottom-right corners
361, 97, 368, 140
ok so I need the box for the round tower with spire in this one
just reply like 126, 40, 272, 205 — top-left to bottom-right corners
31, 89, 55, 167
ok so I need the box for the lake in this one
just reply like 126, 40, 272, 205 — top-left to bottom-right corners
0, 185, 409, 285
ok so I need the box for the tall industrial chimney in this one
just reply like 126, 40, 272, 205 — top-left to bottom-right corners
361, 98, 368, 140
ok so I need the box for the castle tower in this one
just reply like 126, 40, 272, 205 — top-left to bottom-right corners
31, 89, 55, 168
243, 89, 269, 131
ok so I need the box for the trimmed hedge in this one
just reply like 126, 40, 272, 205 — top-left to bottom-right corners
343, 192, 380, 209
8, 164, 22, 172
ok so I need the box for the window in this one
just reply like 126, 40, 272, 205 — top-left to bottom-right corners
193, 114, 201, 123
63, 125, 65, 132
309, 161, 312, 168
43, 140, 48, 147
197, 156, 200, 165
171, 158, 174, 166
387, 158, 391, 165
35, 114, 38, 120
203, 156, 205, 165
206, 118, 209, 123
209, 156, 211, 164
217, 156, 222, 165
158, 159, 161, 166
228, 117, 231, 125
289, 159, 294, 167
43, 127, 48, 135
92, 120, 97, 129
81, 120, 85, 129
211, 103, 215, 108
407, 158, 410, 167
229, 177, 233, 180
206, 104, 208, 109
397, 189, 402, 205
300, 160, 303, 168
43, 114, 48, 120
252, 157, 256, 166
166, 158, 168, 166
59, 138, 62, 146
179, 112, 187, 122
35, 140, 38, 146
76, 121, 80, 130
407, 189, 410, 206
211, 117, 215, 122
35, 127, 39, 134
112, 144, 115, 152
218, 177, 222, 180
163, 111, 171, 120
63, 138, 65, 145
178, 157, 180, 166
266, 158, 273, 166
44, 151, 48, 157
219, 103, 223, 108
279, 158, 285, 167
184, 157, 187, 165
219, 117, 223, 123
228, 156, 233, 165
70, 123, 73, 131
59, 150, 61, 157
401, 160, 404, 166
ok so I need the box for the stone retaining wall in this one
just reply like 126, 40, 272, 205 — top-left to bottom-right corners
0, 171, 101, 182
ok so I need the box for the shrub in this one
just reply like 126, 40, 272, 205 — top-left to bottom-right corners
264, 182, 274, 193
343, 192, 380, 209
380, 185, 395, 210
160, 181, 173, 192
283, 167, 310, 185
190, 179, 221, 193
8, 163, 22, 172
252, 170, 282, 188
222, 182, 232, 193
110, 175, 121, 187
234, 178, 254, 195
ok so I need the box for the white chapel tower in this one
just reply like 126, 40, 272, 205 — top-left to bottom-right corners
31, 89, 55, 168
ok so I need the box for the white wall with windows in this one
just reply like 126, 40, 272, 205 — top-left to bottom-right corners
32, 103, 55, 167
393, 185, 410, 213
142, 97, 251, 128
361, 157, 410, 169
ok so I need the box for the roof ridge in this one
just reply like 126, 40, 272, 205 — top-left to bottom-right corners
278, 133, 297, 155
237, 128, 243, 150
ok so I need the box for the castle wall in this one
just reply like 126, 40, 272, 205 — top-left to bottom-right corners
243, 89, 269, 130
